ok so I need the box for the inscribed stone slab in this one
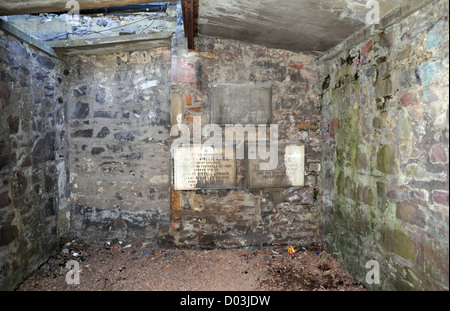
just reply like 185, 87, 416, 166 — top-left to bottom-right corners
210, 84, 272, 125
247, 145, 304, 188
173, 145, 236, 190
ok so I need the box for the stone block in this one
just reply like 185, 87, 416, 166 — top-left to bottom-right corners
329, 118, 339, 139
377, 144, 397, 175
114, 132, 135, 141
71, 102, 90, 119
299, 67, 318, 84
417, 62, 438, 87
73, 85, 88, 97
71, 129, 93, 138
361, 40, 373, 56
399, 93, 418, 107
95, 86, 106, 103
396, 200, 426, 227
11, 171, 27, 199
32, 132, 55, 164
96, 127, 110, 138
91, 147, 106, 155
36, 54, 55, 70
432, 190, 449, 206
94, 111, 118, 119
0, 224, 19, 246
7, 116, 19, 134
356, 149, 368, 170
419, 88, 438, 104
106, 144, 123, 153
210, 84, 272, 125
381, 227, 417, 262
430, 144, 447, 163
357, 185, 373, 206
0, 191, 12, 209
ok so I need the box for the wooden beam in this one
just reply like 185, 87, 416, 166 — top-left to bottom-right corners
181, 0, 198, 50
0, 0, 164, 15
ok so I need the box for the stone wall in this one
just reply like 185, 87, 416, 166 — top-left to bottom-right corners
63, 21, 323, 249
0, 29, 67, 290
169, 26, 322, 248
65, 48, 173, 243
2, 0, 447, 292
319, 0, 449, 290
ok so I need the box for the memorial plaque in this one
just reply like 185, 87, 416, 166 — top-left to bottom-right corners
247, 145, 305, 188
210, 84, 272, 125
173, 145, 236, 190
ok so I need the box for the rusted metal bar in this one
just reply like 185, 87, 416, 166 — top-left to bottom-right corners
182, 0, 195, 50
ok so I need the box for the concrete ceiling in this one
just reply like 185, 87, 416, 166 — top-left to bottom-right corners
0, 0, 411, 53
198, 0, 409, 52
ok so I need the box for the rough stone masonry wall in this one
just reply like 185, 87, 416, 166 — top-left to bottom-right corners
169, 29, 322, 248
0, 29, 68, 290
320, 0, 449, 290
65, 48, 173, 243
63, 6, 322, 249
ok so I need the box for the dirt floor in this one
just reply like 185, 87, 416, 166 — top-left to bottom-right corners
17, 238, 366, 291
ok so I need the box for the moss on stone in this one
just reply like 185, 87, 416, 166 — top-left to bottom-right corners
377, 144, 397, 174
381, 226, 417, 262
372, 116, 382, 129
376, 182, 389, 212
357, 185, 374, 206
336, 170, 345, 195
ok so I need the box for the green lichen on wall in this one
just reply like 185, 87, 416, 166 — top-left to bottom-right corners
376, 144, 396, 175
319, 0, 449, 291
380, 226, 417, 262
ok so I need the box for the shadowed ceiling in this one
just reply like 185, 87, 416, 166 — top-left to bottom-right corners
0, 0, 411, 52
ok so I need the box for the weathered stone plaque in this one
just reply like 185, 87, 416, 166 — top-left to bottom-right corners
173, 145, 236, 190
210, 84, 272, 125
247, 145, 305, 188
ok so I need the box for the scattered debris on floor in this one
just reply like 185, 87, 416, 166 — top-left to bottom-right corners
17, 238, 365, 291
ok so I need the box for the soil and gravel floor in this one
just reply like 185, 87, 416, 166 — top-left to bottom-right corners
17, 238, 366, 291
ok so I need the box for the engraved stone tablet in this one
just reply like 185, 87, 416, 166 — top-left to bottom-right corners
210, 84, 272, 125
247, 145, 304, 188
173, 145, 236, 190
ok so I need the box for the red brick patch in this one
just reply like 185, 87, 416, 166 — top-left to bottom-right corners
430, 144, 447, 163
329, 118, 339, 139
289, 64, 304, 70
361, 40, 373, 56
432, 190, 449, 206
172, 58, 197, 84
295, 122, 318, 130
185, 94, 192, 106
400, 93, 418, 107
